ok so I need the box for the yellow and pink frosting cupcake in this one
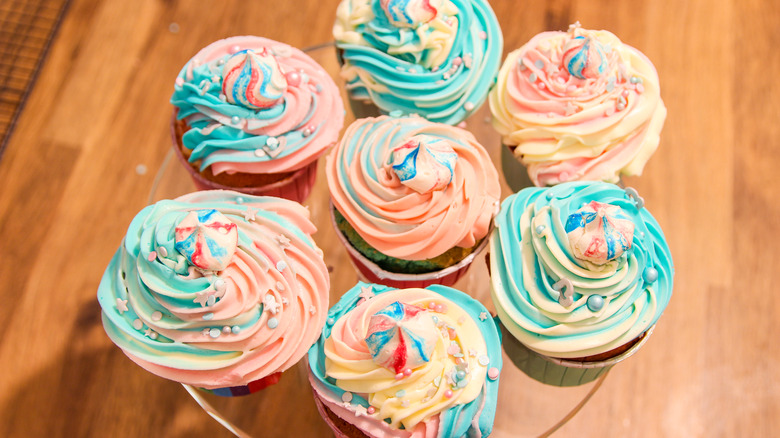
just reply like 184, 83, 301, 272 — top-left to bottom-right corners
326, 114, 500, 287
171, 36, 344, 203
97, 190, 330, 396
489, 23, 666, 189
308, 282, 502, 437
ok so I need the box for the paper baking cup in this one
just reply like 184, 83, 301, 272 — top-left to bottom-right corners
501, 325, 655, 387
196, 372, 282, 397
500, 143, 534, 192
170, 115, 318, 204
329, 205, 489, 289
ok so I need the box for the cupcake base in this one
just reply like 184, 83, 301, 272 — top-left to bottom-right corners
330, 205, 486, 288
501, 325, 654, 387
501, 143, 535, 192
311, 390, 366, 438
171, 114, 318, 203
197, 372, 283, 397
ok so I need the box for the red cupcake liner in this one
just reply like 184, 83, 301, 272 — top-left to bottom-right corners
170, 115, 318, 204
197, 372, 283, 397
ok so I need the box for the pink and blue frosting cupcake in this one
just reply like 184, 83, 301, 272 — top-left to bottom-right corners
97, 190, 330, 395
308, 282, 502, 437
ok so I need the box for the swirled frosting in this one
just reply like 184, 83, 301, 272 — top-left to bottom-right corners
489, 182, 673, 359
308, 282, 502, 437
97, 190, 330, 389
334, 0, 502, 124
171, 36, 344, 175
489, 23, 667, 186
326, 115, 500, 260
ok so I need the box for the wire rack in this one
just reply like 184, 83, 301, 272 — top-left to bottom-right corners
0, 0, 70, 158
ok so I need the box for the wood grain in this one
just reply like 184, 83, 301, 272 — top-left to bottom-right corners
0, 0, 778, 436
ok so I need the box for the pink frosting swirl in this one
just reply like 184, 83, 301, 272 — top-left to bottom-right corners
98, 190, 329, 389
326, 115, 500, 260
489, 24, 667, 186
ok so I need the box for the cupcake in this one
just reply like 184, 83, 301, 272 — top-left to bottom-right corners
97, 190, 330, 396
171, 36, 344, 203
326, 114, 500, 288
489, 22, 667, 189
308, 282, 502, 437
334, 0, 502, 124
489, 182, 673, 386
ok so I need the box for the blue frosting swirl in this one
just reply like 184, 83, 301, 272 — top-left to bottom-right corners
335, 0, 503, 124
489, 182, 673, 359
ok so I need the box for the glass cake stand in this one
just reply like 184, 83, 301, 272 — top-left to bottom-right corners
150, 42, 608, 438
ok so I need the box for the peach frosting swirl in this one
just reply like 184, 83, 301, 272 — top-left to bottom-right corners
97, 190, 329, 389
489, 23, 666, 186
326, 115, 500, 260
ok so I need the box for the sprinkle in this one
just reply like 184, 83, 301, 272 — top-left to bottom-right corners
232, 325, 241, 334
636, 83, 645, 93
456, 370, 466, 380
144, 328, 154, 338
534, 59, 544, 69
229, 45, 241, 54
315, 84, 323, 92
147, 251, 157, 262
479, 312, 488, 321
367, 406, 376, 414
222, 326, 232, 334
358, 286, 375, 301
132, 319, 143, 330
395, 373, 405, 380
231, 116, 240, 125
538, 82, 546, 90
403, 368, 412, 377
217, 59, 225, 66
243, 207, 258, 221
478, 355, 490, 366
342, 392, 353, 402
214, 279, 226, 292
116, 299, 129, 314
434, 376, 442, 387
587, 295, 605, 312
267, 317, 279, 329
395, 389, 406, 398
275, 234, 291, 247
529, 73, 537, 82
478, 30, 487, 39
517, 59, 527, 70
535, 225, 546, 235
254, 149, 266, 157
219, 94, 227, 102
207, 295, 216, 306
150, 332, 158, 340
643, 267, 659, 283
157, 246, 168, 257
630, 76, 643, 84
151, 311, 162, 321
464, 102, 474, 111
175, 77, 184, 86
617, 102, 626, 111
276, 281, 285, 291
310, 305, 317, 315
553, 278, 575, 307
327, 317, 335, 326
203, 312, 214, 321
453, 57, 462, 67
302, 128, 312, 137
266, 137, 279, 148
488, 367, 500, 380
276, 261, 287, 272
209, 328, 221, 338
401, 400, 410, 408
606, 79, 616, 92
444, 390, 453, 398
235, 197, 244, 204
443, 72, 451, 80
202, 328, 210, 336
457, 121, 467, 129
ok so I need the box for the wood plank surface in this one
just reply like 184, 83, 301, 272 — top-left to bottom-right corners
0, 0, 778, 436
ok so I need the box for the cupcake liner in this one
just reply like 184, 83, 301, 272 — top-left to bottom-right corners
196, 372, 283, 397
310, 388, 352, 438
170, 116, 318, 204
329, 205, 488, 288
501, 325, 655, 387
500, 142, 535, 192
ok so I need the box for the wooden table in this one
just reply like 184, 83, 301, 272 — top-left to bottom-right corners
1, 0, 777, 436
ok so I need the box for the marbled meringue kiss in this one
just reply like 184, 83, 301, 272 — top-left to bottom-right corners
97, 190, 329, 391
489, 23, 667, 186
326, 115, 500, 263
308, 282, 502, 437
334, 0, 502, 124
490, 182, 673, 359
171, 36, 344, 177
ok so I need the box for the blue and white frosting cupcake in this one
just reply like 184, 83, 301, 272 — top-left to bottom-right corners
334, 0, 503, 124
